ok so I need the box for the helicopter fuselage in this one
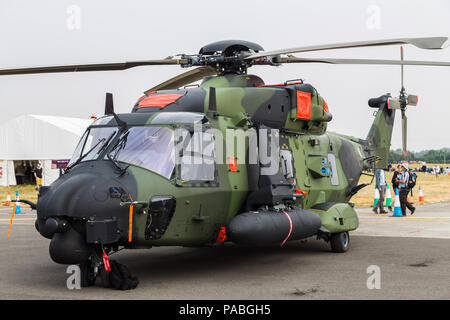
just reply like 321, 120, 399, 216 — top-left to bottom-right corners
35, 73, 394, 264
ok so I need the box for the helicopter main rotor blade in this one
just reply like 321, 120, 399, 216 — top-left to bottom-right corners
272, 56, 450, 66
246, 37, 448, 60
144, 66, 217, 93
0, 58, 189, 76
402, 110, 408, 157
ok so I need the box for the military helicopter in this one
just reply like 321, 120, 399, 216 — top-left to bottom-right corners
2, 37, 449, 288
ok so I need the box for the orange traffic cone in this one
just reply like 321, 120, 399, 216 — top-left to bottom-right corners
418, 186, 424, 203
5, 192, 11, 206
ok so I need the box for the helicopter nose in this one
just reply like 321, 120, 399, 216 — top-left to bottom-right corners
36, 162, 136, 221
35, 161, 137, 264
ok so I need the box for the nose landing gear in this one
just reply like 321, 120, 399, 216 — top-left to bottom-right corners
79, 249, 139, 290
80, 260, 98, 287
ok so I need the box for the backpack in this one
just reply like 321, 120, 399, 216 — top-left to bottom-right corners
407, 171, 417, 190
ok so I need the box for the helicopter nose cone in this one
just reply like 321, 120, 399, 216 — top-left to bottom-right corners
35, 161, 138, 264
36, 162, 138, 264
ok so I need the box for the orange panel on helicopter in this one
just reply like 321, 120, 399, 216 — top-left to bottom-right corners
138, 93, 184, 108
296, 91, 311, 119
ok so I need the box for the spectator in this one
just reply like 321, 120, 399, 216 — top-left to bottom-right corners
15, 163, 26, 185
434, 165, 439, 178
395, 163, 416, 216
25, 161, 32, 184
373, 168, 388, 214
33, 163, 43, 191
392, 165, 401, 190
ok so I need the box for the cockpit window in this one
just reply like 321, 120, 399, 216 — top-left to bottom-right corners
178, 130, 216, 182
109, 126, 175, 179
68, 127, 118, 166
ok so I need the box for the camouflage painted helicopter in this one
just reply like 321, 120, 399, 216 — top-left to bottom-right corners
2, 37, 449, 287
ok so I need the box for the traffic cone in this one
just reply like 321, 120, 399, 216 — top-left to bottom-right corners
14, 191, 21, 214
392, 188, 403, 217
418, 186, 424, 203
372, 187, 380, 207
385, 184, 393, 207
5, 192, 11, 206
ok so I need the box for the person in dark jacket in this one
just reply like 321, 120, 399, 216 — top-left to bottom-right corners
392, 165, 401, 190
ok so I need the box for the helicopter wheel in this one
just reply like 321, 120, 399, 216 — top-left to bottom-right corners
100, 266, 111, 288
330, 231, 350, 253
80, 260, 97, 287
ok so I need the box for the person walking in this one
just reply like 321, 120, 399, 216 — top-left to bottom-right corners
373, 168, 388, 214
395, 163, 416, 216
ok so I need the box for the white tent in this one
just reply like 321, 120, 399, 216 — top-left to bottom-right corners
0, 114, 92, 186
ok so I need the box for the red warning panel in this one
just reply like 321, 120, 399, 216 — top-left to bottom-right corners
138, 93, 184, 108
296, 91, 311, 119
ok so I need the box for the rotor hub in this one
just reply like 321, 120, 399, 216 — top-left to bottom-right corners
180, 40, 265, 75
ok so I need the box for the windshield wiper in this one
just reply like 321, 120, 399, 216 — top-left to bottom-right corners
107, 153, 129, 176
106, 130, 130, 176
65, 138, 105, 172
109, 130, 130, 159
96, 131, 117, 157
65, 131, 115, 173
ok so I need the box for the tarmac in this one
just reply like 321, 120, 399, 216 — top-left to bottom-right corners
0, 202, 449, 300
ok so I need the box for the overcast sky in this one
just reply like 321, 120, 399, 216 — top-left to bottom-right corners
0, 0, 449, 151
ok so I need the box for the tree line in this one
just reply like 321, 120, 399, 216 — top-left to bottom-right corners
389, 148, 450, 164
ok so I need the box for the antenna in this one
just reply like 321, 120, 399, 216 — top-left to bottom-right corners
105, 92, 126, 128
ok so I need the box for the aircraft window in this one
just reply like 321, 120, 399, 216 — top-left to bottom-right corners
179, 131, 215, 181
68, 127, 117, 166
68, 130, 88, 166
110, 126, 175, 179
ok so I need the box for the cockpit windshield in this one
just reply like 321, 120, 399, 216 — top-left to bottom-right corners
108, 126, 175, 179
68, 127, 118, 167
69, 125, 176, 179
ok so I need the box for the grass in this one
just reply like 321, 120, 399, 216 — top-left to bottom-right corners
0, 184, 38, 207
1, 163, 449, 208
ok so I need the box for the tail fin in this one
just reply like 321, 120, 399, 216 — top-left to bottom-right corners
365, 94, 396, 169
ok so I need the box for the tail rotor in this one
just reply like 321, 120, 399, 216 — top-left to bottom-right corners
387, 46, 419, 157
